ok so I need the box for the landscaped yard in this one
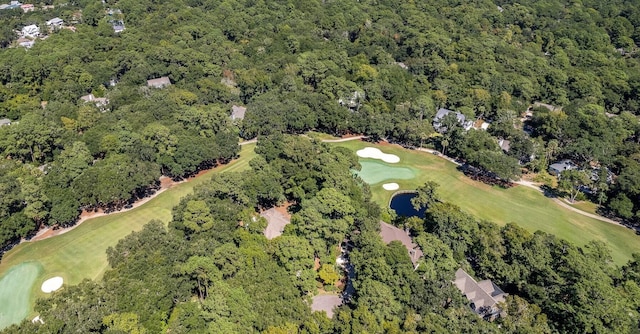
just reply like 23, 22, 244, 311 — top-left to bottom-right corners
334, 140, 640, 265
0, 144, 256, 328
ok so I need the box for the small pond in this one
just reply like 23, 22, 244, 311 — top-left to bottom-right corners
389, 192, 427, 218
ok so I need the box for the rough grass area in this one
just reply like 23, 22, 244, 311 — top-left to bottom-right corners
334, 140, 640, 265
0, 144, 256, 328
0, 262, 42, 329
568, 201, 599, 215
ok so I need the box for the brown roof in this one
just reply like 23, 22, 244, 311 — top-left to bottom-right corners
379, 221, 423, 266
454, 268, 507, 318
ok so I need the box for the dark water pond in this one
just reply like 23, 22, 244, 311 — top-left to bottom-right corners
389, 192, 426, 218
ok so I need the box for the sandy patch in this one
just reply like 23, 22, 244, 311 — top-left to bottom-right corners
356, 147, 400, 163
382, 183, 399, 190
41, 277, 63, 293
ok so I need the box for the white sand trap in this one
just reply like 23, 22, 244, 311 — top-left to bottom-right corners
382, 183, 399, 190
356, 147, 400, 163
41, 277, 63, 293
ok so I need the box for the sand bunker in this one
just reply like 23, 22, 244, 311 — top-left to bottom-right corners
356, 147, 400, 163
41, 277, 63, 293
382, 183, 399, 190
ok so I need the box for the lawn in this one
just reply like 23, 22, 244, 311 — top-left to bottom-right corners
334, 140, 640, 265
0, 262, 41, 329
0, 144, 256, 328
568, 200, 599, 215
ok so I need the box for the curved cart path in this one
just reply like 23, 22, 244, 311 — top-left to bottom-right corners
513, 180, 625, 228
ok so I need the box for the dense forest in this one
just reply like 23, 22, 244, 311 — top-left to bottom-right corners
3, 0, 640, 250
2, 0, 640, 331
2, 135, 640, 333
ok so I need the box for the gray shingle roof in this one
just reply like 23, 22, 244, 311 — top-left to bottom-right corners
454, 268, 507, 318
231, 105, 246, 120
379, 221, 423, 266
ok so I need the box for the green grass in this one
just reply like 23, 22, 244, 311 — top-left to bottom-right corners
355, 161, 417, 184
305, 131, 340, 140
0, 144, 256, 328
0, 262, 42, 329
568, 201, 599, 215
334, 140, 640, 265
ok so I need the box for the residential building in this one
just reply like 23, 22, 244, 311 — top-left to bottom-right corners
112, 21, 125, 33
433, 108, 474, 132
46, 17, 63, 29
261, 207, 290, 240
16, 37, 34, 48
454, 268, 507, 320
548, 160, 576, 176
338, 91, 364, 110
1, 1, 21, 10
0, 118, 11, 126
379, 221, 423, 267
80, 94, 109, 110
231, 105, 246, 121
147, 76, 171, 88
20, 3, 33, 12
21, 24, 39, 38
498, 139, 510, 152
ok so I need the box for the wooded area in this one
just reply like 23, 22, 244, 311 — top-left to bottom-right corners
2, 136, 639, 333
2, 0, 640, 331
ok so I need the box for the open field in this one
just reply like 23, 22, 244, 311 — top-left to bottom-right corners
0, 262, 41, 329
334, 140, 640, 265
0, 144, 256, 328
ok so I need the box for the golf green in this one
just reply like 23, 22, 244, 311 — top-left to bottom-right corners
0, 262, 42, 329
355, 161, 417, 184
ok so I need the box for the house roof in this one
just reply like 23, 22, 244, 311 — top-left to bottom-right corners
261, 208, 290, 240
454, 268, 507, 316
435, 108, 466, 123
46, 17, 63, 25
434, 108, 474, 131
147, 77, 171, 88
0, 118, 11, 126
379, 221, 423, 266
231, 105, 246, 120
549, 160, 575, 173
22, 24, 38, 32
80, 94, 109, 106
498, 139, 510, 152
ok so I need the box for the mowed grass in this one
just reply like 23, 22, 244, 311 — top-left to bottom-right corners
356, 161, 417, 184
0, 144, 256, 327
0, 262, 41, 329
334, 140, 640, 265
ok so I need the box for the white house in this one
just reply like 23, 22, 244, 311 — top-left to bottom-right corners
21, 24, 39, 38
46, 17, 63, 29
